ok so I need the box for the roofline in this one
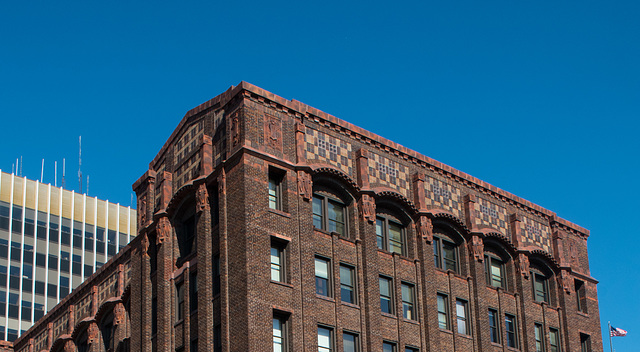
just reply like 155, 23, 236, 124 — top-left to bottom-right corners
146, 81, 589, 236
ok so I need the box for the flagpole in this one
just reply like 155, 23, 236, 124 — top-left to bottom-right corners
609, 321, 613, 352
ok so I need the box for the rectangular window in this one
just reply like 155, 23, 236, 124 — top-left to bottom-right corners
485, 255, 506, 289
382, 341, 396, 352
575, 279, 587, 313
401, 283, 415, 320
342, 331, 358, 352
405, 348, 418, 352
214, 325, 222, 352
549, 328, 560, 352
533, 272, 549, 303
273, 315, 288, 352
437, 294, 449, 330
271, 241, 286, 283
505, 314, 517, 348
313, 194, 347, 237
176, 281, 185, 321
488, 309, 500, 344
318, 326, 333, 352
535, 323, 544, 352
190, 272, 198, 312
268, 170, 284, 211
379, 276, 393, 314
315, 257, 331, 297
213, 255, 220, 295
456, 299, 469, 335
340, 265, 356, 304
580, 333, 591, 352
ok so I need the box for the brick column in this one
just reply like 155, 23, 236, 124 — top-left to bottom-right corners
195, 181, 214, 351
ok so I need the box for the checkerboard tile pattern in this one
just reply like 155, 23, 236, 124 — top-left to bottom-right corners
521, 216, 552, 254
305, 127, 353, 176
424, 176, 462, 217
367, 152, 410, 198
474, 197, 509, 235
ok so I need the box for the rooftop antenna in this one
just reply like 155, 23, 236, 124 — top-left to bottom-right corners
86, 175, 89, 196
15, 158, 18, 175
40, 159, 44, 182
55, 161, 58, 187
78, 136, 83, 194
62, 158, 66, 189
20, 156, 23, 177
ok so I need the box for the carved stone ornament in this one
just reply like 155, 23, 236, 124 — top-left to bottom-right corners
63, 340, 75, 352
517, 253, 530, 278
196, 183, 209, 213
297, 171, 312, 201
469, 235, 484, 262
139, 197, 147, 228
140, 234, 150, 259
231, 114, 240, 147
266, 115, 282, 149
156, 217, 171, 246
559, 270, 572, 294
417, 216, 433, 243
114, 303, 126, 326
87, 323, 99, 344
569, 243, 579, 268
360, 194, 376, 223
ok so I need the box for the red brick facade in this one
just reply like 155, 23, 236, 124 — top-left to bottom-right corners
12, 82, 602, 352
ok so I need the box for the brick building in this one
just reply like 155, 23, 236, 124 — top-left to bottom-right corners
12, 82, 601, 352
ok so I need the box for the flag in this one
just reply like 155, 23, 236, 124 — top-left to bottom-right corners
611, 326, 628, 337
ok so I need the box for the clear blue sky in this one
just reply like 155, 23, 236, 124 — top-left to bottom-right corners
1, 1, 638, 349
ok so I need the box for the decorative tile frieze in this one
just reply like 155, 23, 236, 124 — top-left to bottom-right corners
521, 216, 552, 254
474, 197, 508, 235
424, 176, 462, 217
305, 127, 353, 176
367, 152, 410, 198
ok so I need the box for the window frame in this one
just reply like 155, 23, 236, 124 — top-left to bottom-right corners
456, 299, 469, 335
339, 264, 356, 305
488, 308, 500, 344
317, 325, 334, 352
342, 331, 359, 352
379, 276, 394, 315
433, 232, 459, 273
580, 333, 591, 352
382, 341, 396, 352
376, 214, 406, 256
176, 280, 185, 322
269, 169, 285, 211
531, 269, 550, 304
505, 313, 518, 349
313, 193, 348, 237
549, 327, 560, 352
484, 251, 507, 289
535, 323, 545, 352
575, 279, 587, 313
401, 282, 415, 321
273, 314, 289, 352
271, 239, 287, 283
437, 293, 449, 330
315, 256, 332, 298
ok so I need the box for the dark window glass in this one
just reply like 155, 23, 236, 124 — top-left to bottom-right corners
532, 271, 549, 303
505, 314, 517, 348
549, 328, 560, 352
35, 281, 45, 295
580, 333, 591, 352
10, 242, 21, 262
190, 272, 198, 312
176, 282, 185, 321
485, 254, 506, 289
343, 332, 358, 352
273, 315, 287, 352
47, 284, 57, 298
21, 300, 31, 321
271, 241, 286, 283
0, 240, 8, 258
433, 235, 458, 272
268, 171, 284, 211
84, 265, 93, 278
49, 254, 59, 270
401, 283, 415, 320
535, 323, 544, 352
575, 279, 588, 313
213, 255, 220, 295
313, 194, 347, 236
376, 215, 405, 255
0, 202, 9, 230
383, 342, 396, 352
315, 257, 331, 297
379, 276, 393, 314
35, 253, 46, 267
340, 265, 356, 304
152, 296, 158, 335
488, 309, 499, 343
7, 329, 17, 342
437, 294, 449, 329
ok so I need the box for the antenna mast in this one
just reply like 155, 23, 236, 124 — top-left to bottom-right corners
78, 136, 83, 194
62, 158, 66, 189
40, 159, 44, 182
55, 161, 58, 187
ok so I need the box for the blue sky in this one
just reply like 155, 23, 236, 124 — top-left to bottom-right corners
1, 1, 638, 349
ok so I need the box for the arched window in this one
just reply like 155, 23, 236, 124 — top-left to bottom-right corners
101, 313, 116, 352
312, 179, 352, 238
174, 197, 196, 258
530, 262, 553, 304
375, 205, 409, 256
484, 245, 509, 289
433, 226, 463, 273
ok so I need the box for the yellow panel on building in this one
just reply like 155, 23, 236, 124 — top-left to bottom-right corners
12, 176, 24, 207
61, 190, 72, 219
74, 193, 84, 221
0, 173, 11, 203
37, 183, 49, 211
